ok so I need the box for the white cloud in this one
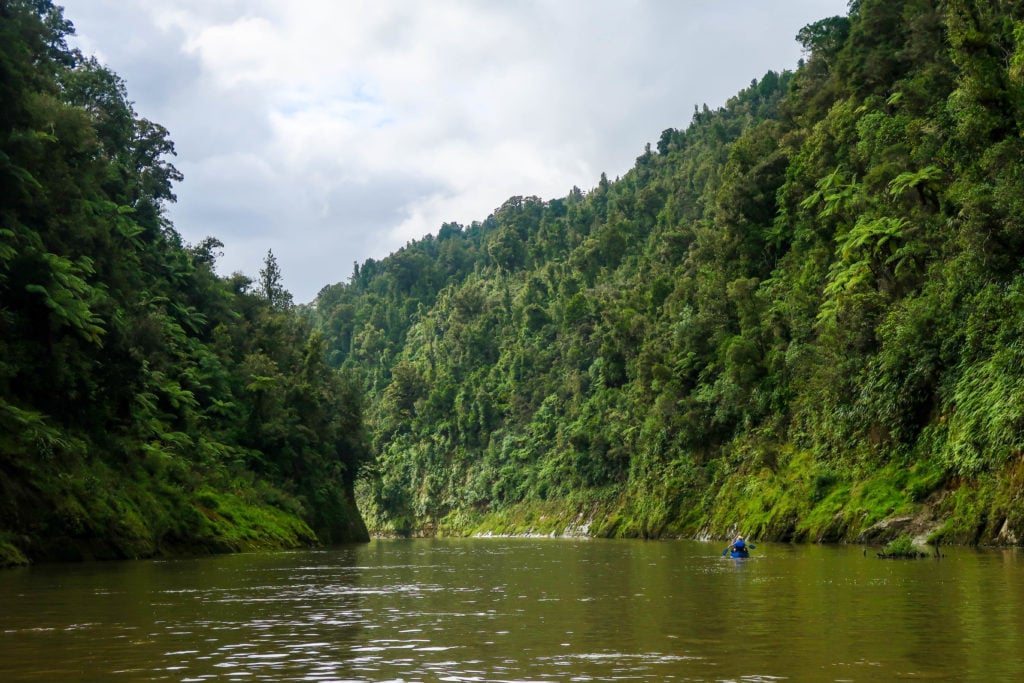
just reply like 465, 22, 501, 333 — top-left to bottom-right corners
62, 0, 850, 302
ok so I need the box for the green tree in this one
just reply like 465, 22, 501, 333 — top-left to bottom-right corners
258, 249, 293, 309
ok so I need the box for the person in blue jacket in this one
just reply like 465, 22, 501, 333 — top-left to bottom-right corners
729, 535, 749, 557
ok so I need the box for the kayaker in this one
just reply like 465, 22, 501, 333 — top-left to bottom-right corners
730, 535, 747, 553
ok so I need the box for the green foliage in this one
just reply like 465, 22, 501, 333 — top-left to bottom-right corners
0, 1, 369, 564
299, 0, 1024, 546
258, 249, 293, 309
123, 0, 1011, 548
881, 534, 917, 556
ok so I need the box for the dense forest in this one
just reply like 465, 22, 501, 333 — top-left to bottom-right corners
1, 1, 369, 567
313, 0, 1024, 545
5, 0, 1024, 567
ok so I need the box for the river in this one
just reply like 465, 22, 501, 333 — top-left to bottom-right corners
1, 538, 1022, 681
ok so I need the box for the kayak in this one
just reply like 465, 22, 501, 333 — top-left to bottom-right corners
721, 542, 755, 558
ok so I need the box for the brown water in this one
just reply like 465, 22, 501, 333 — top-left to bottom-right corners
1, 538, 1022, 681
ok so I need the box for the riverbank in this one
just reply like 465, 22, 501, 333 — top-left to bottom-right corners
0, 487, 319, 569
364, 448, 1024, 548
0, 460, 369, 568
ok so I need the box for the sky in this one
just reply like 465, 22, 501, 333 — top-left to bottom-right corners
61, 0, 850, 303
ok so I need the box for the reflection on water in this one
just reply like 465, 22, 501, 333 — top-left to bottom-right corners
1, 539, 1023, 681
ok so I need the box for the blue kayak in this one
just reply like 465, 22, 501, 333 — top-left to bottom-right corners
722, 542, 755, 558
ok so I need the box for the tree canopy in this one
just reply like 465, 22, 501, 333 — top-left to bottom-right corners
312, 0, 1024, 545
6, 0, 1024, 562
1, 0, 369, 566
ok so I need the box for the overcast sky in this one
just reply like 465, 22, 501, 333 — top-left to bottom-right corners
61, 0, 849, 303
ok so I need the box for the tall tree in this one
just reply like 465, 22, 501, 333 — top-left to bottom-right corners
258, 248, 293, 309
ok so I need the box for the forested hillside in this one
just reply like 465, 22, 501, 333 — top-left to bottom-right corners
314, 0, 1024, 545
1, 1, 369, 567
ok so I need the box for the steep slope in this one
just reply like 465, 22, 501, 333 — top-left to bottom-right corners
1, 2, 369, 566
314, 0, 1024, 545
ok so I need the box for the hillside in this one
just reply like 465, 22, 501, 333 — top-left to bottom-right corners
1, 2, 369, 567
312, 0, 1024, 545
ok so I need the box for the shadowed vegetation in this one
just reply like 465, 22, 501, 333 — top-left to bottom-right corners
1, 1, 370, 567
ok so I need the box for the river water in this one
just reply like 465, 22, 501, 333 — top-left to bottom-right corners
1, 538, 1022, 681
